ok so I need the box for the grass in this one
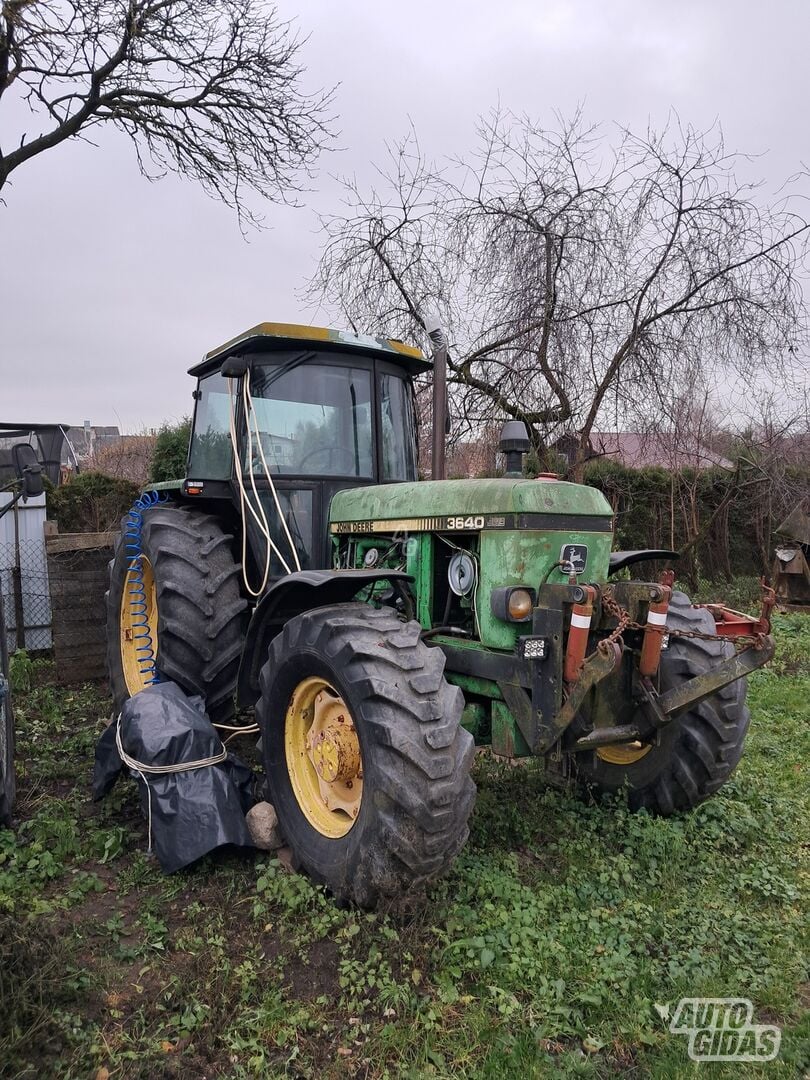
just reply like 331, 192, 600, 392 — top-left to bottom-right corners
679, 575, 766, 611
0, 616, 808, 1079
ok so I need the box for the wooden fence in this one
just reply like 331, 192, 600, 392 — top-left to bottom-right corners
46, 532, 114, 684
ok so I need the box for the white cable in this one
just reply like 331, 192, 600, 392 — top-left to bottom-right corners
471, 558, 481, 638
212, 719, 261, 745
211, 721, 261, 732
227, 376, 292, 593
241, 376, 286, 585
244, 374, 301, 572
222, 726, 260, 746
239, 375, 292, 578
115, 714, 227, 854
227, 375, 275, 581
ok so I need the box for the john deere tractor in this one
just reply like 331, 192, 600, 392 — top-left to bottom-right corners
106, 322, 775, 905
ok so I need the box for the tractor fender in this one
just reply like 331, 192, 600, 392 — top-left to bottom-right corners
608, 549, 679, 574
236, 570, 414, 707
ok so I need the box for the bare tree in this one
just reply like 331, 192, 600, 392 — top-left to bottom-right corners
89, 431, 157, 484
310, 110, 809, 477
722, 390, 810, 574
0, 0, 330, 220
655, 382, 810, 584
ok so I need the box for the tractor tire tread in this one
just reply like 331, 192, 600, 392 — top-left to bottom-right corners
257, 603, 475, 906
630, 592, 750, 814
106, 504, 247, 724
572, 589, 751, 816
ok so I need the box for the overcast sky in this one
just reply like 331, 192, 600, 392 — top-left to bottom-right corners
2, 0, 809, 431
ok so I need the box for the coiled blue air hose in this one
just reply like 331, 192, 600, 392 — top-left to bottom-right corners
123, 491, 166, 686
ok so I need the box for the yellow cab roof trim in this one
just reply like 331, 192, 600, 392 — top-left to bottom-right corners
202, 322, 425, 365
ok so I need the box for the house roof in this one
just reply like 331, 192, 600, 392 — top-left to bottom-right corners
555, 431, 733, 470
591, 431, 732, 469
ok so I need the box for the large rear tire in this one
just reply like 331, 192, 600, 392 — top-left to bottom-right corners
106, 504, 247, 723
257, 603, 476, 907
570, 591, 751, 814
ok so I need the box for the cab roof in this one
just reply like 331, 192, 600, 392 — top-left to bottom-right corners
0, 422, 72, 432
189, 322, 430, 377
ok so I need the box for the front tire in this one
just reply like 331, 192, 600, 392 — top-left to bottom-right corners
257, 603, 476, 907
570, 591, 751, 814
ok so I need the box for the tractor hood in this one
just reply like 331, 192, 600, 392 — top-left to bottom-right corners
329, 478, 613, 531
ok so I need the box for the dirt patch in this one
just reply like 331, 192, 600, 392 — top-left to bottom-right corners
284, 936, 341, 1003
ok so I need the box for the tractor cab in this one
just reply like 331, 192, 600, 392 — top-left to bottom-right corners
182, 323, 429, 577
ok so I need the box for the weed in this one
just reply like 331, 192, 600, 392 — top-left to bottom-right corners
0, 614, 807, 1077
8, 649, 33, 693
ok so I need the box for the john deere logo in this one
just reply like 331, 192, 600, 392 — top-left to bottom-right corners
560, 543, 587, 575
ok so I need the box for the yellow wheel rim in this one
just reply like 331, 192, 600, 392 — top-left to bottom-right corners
284, 676, 363, 838
597, 741, 652, 765
119, 556, 159, 696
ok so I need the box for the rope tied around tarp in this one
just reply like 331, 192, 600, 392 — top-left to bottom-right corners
114, 713, 228, 854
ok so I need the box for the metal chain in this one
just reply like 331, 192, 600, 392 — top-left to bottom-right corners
600, 587, 764, 650
598, 590, 630, 654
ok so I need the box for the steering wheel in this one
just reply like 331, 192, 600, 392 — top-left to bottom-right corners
297, 445, 357, 472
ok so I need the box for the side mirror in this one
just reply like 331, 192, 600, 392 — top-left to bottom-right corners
220, 355, 251, 378
11, 443, 44, 498
22, 464, 44, 499
499, 421, 530, 477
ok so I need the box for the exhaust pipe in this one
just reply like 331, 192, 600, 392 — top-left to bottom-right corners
426, 315, 448, 480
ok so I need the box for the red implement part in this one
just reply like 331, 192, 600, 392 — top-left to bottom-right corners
699, 580, 776, 639
639, 585, 672, 676
564, 585, 597, 683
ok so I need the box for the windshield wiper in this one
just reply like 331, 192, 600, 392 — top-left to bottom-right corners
253, 351, 318, 392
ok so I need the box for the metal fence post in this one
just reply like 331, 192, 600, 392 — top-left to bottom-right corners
11, 498, 25, 651
0, 582, 15, 823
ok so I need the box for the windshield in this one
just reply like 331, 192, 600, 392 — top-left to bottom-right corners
247, 361, 373, 477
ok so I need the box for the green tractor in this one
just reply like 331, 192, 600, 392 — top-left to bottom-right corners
106, 322, 775, 905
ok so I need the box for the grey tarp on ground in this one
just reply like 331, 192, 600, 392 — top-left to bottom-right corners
93, 681, 256, 873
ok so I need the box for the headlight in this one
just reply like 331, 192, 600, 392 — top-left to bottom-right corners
490, 586, 536, 623
508, 589, 534, 620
